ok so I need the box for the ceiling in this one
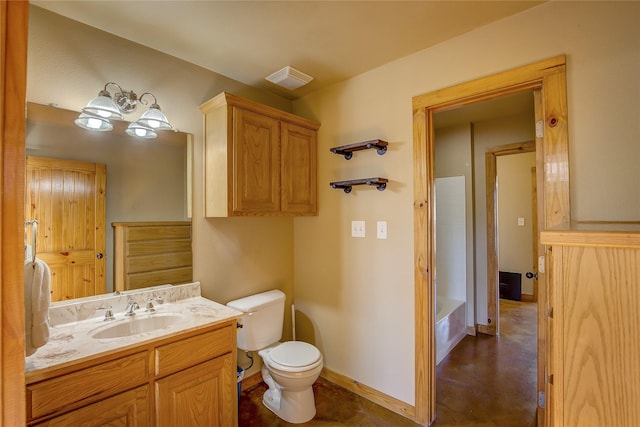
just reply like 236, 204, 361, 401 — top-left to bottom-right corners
31, 0, 544, 100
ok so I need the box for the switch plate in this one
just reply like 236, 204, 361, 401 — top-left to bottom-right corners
377, 221, 387, 239
351, 221, 365, 238
517, 217, 525, 226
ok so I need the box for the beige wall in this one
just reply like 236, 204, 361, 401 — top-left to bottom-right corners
294, 1, 639, 405
473, 113, 535, 322
25, 0, 640, 411
26, 5, 298, 357
497, 152, 537, 296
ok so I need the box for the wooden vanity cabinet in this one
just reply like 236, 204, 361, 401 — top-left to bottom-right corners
200, 92, 319, 217
26, 321, 238, 427
34, 386, 150, 427
541, 224, 640, 427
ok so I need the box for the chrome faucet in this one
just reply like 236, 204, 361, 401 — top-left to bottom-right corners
124, 298, 140, 317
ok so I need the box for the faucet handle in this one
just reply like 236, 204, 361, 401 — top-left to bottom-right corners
145, 298, 156, 313
96, 305, 115, 321
125, 298, 140, 316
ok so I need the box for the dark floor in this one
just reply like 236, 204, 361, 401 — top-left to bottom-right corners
239, 300, 537, 426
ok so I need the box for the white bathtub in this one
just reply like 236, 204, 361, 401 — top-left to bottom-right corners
435, 297, 466, 365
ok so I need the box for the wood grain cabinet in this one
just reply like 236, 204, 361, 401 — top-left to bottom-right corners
200, 92, 320, 217
112, 221, 193, 292
541, 224, 640, 427
26, 321, 237, 427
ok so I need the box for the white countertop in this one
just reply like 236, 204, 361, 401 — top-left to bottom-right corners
26, 283, 241, 375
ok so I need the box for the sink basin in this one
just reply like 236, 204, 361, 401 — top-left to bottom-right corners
90, 313, 184, 339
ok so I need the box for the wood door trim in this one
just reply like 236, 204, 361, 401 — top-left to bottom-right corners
1, 1, 28, 425
485, 140, 535, 335
412, 55, 570, 425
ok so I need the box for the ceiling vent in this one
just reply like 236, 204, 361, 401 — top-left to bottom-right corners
265, 66, 314, 90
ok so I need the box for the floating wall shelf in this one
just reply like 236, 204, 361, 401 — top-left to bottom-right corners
330, 177, 388, 193
329, 139, 388, 160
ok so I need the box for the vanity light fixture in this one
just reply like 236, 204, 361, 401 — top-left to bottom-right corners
75, 82, 172, 139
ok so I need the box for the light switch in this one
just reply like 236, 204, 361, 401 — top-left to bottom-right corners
377, 221, 387, 239
517, 217, 525, 226
351, 221, 365, 238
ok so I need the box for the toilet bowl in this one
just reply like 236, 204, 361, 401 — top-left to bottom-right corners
258, 341, 323, 423
227, 290, 324, 423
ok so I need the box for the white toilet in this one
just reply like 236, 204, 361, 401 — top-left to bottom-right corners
227, 290, 323, 424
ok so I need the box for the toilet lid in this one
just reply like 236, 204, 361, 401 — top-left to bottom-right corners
269, 341, 321, 368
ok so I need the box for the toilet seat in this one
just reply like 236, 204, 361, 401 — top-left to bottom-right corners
264, 341, 322, 372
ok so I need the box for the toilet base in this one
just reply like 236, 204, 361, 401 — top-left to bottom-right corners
262, 387, 316, 424
261, 365, 317, 424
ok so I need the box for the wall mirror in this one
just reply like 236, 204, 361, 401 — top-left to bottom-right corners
26, 102, 192, 301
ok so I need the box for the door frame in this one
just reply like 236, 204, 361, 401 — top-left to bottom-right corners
1, 1, 28, 425
485, 140, 536, 336
412, 55, 570, 425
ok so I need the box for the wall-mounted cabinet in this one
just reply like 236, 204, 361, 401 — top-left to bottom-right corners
200, 92, 320, 217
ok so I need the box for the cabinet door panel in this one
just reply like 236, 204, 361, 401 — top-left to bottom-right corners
155, 354, 236, 427
281, 123, 317, 214
233, 108, 280, 213
36, 386, 149, 427
558, 245, 640, 427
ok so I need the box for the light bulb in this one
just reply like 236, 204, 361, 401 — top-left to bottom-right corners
88, 117, 103, 129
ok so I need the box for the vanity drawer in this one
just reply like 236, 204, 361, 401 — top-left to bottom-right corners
27, 352, 149, 420
155, 325, 233, 377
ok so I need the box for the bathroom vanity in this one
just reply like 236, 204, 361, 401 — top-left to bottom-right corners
25, 283, 241, 426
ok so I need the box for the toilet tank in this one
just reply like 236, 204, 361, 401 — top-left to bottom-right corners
226, 289, 285, 351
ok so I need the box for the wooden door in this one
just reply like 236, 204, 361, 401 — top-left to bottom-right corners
232, 107, 280, 213
36, 386, 150, 426
25, 156, 106, 301
155, 355, 236, 427
281, 122, 317, 215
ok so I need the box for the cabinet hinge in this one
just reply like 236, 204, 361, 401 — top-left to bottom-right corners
538, 255, 545, 274
536, 120, 544, 138
538, 391, 546, 408
546, 374, 554, 385
547, 306, 553, 318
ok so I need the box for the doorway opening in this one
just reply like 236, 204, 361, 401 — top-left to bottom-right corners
412, 55, 570, 426
432, 97, 539, 424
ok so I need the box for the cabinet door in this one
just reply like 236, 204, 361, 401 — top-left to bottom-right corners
554, 245, 640, 427
155, 354, 236, 427
232, 107, 280, 213
281, 122, 317, 215
36, 386, 149, 426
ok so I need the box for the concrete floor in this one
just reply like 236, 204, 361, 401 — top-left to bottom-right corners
239, 299, 537, 426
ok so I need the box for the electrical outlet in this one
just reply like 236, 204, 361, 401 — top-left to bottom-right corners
351, 221, 365, 238
377, 221, 387, 239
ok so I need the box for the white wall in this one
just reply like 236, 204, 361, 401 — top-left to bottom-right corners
435, 176, 467, 303
435, 124, 475, 328
294, 1, 640, 406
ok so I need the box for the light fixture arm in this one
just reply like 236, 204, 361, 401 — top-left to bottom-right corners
138, 92, 159, 108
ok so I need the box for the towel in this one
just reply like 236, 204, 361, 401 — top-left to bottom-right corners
24, 258, 51, 356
